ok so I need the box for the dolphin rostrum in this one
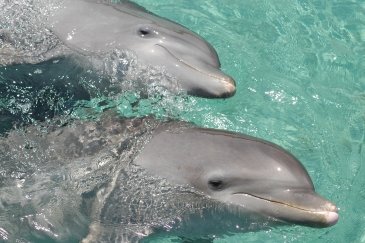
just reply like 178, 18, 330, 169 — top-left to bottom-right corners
0, 0, 236, 98
0, 113, 338, 242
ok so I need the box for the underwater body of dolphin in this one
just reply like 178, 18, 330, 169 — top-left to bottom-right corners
0, 113, 338, 242
0, 0, 236, 98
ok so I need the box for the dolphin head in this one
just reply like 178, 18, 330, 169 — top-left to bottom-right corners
111, 4, 237, 98
128, 21, 236, 98
135, 125, 339, 228
49, 0, 236, 98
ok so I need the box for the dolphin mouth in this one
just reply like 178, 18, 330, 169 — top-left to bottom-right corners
155, 44, 236, 97
234, 192, 339, 227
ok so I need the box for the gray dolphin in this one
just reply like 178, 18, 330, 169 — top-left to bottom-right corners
0, 0, 236, 98
0, 113, 338, 242
136, 124, 339, 228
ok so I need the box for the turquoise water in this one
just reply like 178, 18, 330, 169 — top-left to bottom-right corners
1, 0, 365, 242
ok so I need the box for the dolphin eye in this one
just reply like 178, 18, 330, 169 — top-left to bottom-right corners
208, 180, 224, 191
138, 27, 154, 38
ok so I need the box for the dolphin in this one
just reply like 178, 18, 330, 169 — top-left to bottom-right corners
0, 113, 338, 242
0, 0, 236, 98
135, 124, 339, 228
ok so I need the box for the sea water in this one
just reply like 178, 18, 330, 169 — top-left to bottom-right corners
1, 0, 364, 242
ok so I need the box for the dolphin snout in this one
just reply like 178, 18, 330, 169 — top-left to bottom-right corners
191, 69, 236, 98
219, 76, 236, 98
319, 202, 338, 227
154, 43, 236, 98
280, 194, 339, 228
188, 75, 236, 98
229, 189, 339, 228
323, 211, 339, 227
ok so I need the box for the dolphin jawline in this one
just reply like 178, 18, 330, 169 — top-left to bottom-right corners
233, 192, 339, 227
155, 44, 235, 86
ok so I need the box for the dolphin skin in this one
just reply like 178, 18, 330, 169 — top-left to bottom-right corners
0, 0, 236, 98
0, 113, 338, 242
